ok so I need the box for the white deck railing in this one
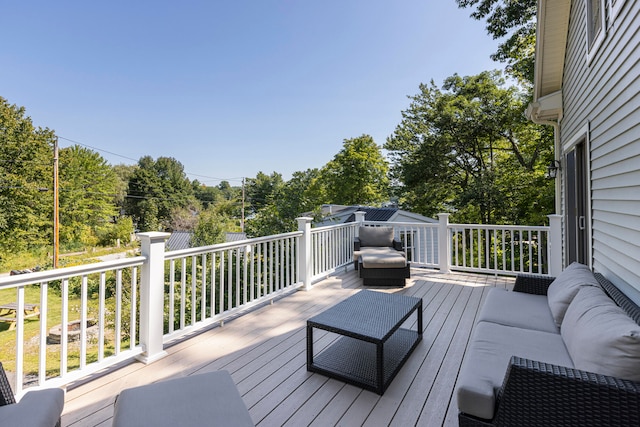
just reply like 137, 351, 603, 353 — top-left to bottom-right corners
0, 214, 561, 395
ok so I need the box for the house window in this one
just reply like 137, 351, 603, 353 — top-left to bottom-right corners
610, 0, 626, 21
586, 0, 606, 61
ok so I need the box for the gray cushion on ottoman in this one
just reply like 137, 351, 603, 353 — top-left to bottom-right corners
456, 322, 573, 420
112, 370, 254, 427
361, 251, 406, 269
477, 287, 559, 333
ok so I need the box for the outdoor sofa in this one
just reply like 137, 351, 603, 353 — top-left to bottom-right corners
0, 362, 64, 427
457, 262, 640, 426
353, 226, 410, 287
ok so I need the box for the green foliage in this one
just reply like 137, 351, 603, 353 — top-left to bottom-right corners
0, 97, 55, 253
192, 207, 235, 246
456, 0, 537, 85
126, 156, 196, 232
385, 71, 554, 225
59, 145, 121, 249
245, 169, 325, 237
245, 172, 284, 215
320, 135, 389, 206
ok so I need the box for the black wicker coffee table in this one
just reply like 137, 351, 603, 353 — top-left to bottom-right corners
307, 290, 422, 394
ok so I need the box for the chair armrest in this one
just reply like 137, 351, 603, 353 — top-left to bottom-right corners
493, 356, 640, 426
353, 237, 361, 251
392, 239, 403, 251
0, 388, 64, 427
512, 274, 555, 295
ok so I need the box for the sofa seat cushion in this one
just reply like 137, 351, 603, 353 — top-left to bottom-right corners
561, 285, 640, 382
358, 226, 394, 247
361, 251, 406, 269
547, 262, 600, 327
457, 322, 573, 420
478, 287, 559, 333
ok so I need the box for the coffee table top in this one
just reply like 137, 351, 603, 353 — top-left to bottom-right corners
307, 290, 421, 342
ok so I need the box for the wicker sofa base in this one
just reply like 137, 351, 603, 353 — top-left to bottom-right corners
358, 259, 410, 287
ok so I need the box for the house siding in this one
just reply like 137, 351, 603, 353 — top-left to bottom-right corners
560, 0, 640, 299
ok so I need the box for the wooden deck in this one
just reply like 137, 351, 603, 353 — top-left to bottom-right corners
61, 268, 514, 427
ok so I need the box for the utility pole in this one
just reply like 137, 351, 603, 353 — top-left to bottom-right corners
53, 137, 59, 268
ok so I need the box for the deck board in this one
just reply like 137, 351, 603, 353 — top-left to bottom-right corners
61, 268, 513, 427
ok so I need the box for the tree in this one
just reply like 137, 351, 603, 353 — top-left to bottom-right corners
385, 71, 553, 224
0, 97, 55, 252
126, 156, 196, 231
58, 145, 121, 249
245, 172, 284, 214
456, 0, 537, 85
245, 168, 325, 237
320, 135, 389, 206
192, 207, 235, 246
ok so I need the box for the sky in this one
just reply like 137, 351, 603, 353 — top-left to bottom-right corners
1, 1, 502, 187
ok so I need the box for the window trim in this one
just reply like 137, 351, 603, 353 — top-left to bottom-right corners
586, 0, 606, 64
610, 0, 626, 22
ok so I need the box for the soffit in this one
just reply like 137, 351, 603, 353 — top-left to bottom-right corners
534, 0, 572, 100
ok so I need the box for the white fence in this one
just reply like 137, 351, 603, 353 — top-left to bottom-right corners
0, 215, 561, 395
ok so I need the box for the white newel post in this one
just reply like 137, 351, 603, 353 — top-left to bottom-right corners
354, 211, 366, 232
297, 217, 313, 291
438, 213, 451, 273
137, 232, 170, 364
547, 214, 563, 277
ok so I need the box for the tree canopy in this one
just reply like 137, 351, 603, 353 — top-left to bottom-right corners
320, 135, 389, 206
456, 0, 537, 85
0, 97, 54, 252
385, 71, 553, 224
126, 156, 197, 232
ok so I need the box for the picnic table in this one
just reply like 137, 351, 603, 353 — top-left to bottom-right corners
0, 302, 40, 330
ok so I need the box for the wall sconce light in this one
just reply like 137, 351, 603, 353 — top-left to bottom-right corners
547, 160, 561, 179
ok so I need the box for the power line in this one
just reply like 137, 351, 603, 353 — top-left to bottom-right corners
58, 135, 246, 184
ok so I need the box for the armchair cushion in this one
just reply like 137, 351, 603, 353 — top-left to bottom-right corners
358, 226, 394, 247
561, 285, 640, 382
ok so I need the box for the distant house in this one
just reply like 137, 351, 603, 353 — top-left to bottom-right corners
315, 205, 437, 227
316, 205, 438, 265
165, 231, 192, 251
529, 0, 640, 301
164, 231, 248, 251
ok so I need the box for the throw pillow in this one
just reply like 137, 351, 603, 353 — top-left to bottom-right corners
561, 286, 640, 382
547, 262, 599, 327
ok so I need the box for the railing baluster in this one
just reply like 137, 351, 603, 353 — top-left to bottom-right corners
169, 260, 175, 334
98, 272, 106, 362
115, 269, 122, 354
181, 258, 187, 330
61, 278, 69, 376
202, 253, 207, 321
38, 281, 48, 386
15, 286, 25, 394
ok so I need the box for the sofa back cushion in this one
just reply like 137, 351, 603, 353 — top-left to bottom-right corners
358, 226, 394, 247
561, 285, 640, 382
547, 262, 599, 327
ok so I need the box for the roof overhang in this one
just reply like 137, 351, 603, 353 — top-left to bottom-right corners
533, 0, 572, 113
526, 90, 564, 122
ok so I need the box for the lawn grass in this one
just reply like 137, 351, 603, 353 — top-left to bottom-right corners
0, 284, 127, 382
